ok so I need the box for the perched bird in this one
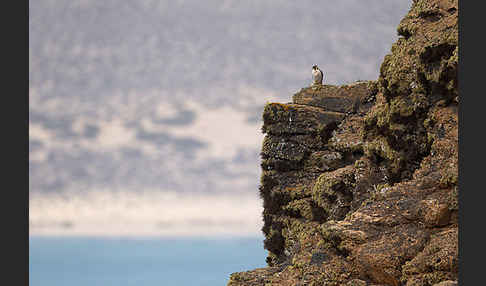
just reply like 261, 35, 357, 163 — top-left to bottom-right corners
312, 65, 323, 86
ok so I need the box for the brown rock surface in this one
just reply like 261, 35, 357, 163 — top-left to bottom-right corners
292, 82, 375, 114
227, 0, 458, 285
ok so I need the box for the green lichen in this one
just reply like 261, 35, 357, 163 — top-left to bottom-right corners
439, 170, 458, 189
228, 273, 247, 282
448, 187, 458, 211
318, 223, 346, 254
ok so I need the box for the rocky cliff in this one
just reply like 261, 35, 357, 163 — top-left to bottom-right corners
227, 0, 458, 285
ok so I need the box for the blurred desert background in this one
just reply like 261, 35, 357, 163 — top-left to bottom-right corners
29, 0, 411, 237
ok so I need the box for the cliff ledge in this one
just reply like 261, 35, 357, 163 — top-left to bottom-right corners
228, 0, 458, 285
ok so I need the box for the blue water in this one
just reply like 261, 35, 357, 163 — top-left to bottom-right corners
29, 236, 268, 286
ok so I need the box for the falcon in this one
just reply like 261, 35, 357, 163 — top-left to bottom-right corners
312, 65, 323, 86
